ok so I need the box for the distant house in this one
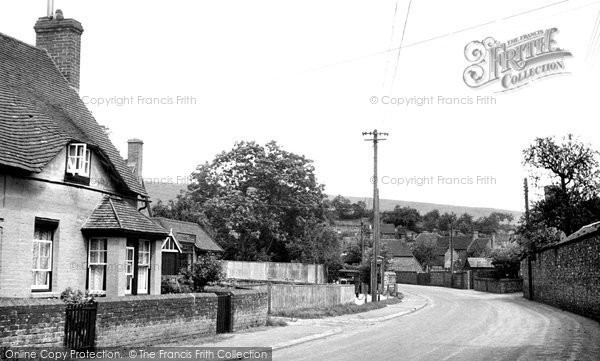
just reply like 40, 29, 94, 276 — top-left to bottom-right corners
383, 240, 423, 272
380, 223, 398, 239
152, 217, 223, 275
441, 235, 474, 269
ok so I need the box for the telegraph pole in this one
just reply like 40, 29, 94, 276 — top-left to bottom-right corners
363, 129, 388, 303
449, 223, 454, 288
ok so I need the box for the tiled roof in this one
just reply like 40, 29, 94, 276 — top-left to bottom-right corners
468, 238, 491, 253
383, 240, 414, 257
0, 32, 146, 196
466, 257, 494, 268
438, 236, 473, 251
388, 257, 423, 272
415, 232, 441, 243
82, 196, 168, 237
152, 217, 223, 252
380, 223, 397, 234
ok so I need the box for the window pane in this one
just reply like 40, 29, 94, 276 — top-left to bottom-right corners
137, 267, 148, 293
89, 265, 105, 291
32, 271, 48, 287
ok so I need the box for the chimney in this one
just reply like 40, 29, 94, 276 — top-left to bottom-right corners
472, 230, 479, 240
127, 139, 144, 181
34, 9, 84, 92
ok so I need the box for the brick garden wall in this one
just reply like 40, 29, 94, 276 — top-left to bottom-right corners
522, 233, 600, 322
229, 289, 268, 331
0, 298, 65, 347
95, 293, 217, 347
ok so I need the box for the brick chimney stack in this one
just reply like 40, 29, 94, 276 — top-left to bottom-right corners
34, 9, 84, 92
127, 139, 144, 181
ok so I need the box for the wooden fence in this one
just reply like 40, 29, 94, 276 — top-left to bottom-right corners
242, 283, 355, 313
223, 261, 326, 284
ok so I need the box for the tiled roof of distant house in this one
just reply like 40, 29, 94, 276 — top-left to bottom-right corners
468, 237, 492, 254
383, 240, 414, 257
438, 236, 473, 251
82, 197, 168, 237
466, 257, 494, 268
152, 217, 223, 252
0, 32, 146, 196
415, 232, 441, 243
380, 223, 396, 235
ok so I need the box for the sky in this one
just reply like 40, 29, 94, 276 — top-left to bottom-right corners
1, 0, 599, 212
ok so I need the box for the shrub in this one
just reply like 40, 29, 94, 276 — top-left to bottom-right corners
161, 276, 193, 294
180, 253, 225, 291
60, 287, 94, 305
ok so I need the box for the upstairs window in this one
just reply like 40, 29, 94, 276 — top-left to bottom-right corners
67, 143, 91, 177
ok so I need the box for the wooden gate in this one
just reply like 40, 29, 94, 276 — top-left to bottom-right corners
65, 303, 97, 350
216, 293, 232, 333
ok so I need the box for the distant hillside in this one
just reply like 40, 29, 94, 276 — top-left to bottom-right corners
145, 183, 522, 221
339, 196, 522, 221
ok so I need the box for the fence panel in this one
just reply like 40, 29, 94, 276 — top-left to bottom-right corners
223, 261, 326, 284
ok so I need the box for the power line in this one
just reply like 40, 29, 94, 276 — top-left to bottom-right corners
301, 0, 587, 74
587, 9, 600, 65
382, 0, 400, 89
389, 0, 413, 95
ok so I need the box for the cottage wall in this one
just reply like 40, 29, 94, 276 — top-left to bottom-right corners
0, 149, 129, 297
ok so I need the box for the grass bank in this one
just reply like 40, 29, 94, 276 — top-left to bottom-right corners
272, 294, 403, 319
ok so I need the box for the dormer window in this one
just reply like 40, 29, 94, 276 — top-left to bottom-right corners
67, 143, 91, 177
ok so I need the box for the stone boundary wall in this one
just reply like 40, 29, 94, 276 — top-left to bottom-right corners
522, 232, 600, 322
473, 278, 523, 293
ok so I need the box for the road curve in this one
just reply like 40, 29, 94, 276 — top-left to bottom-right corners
274, 284, 600, 361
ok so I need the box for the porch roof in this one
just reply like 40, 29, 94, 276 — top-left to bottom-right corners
82, 196, 169, 238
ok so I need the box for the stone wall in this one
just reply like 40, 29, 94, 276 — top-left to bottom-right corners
473, 278, 522, 293
396, 271, 470, 289
522, 232, 600, 322
95, 293, 218, 347
0, 298, 65, 347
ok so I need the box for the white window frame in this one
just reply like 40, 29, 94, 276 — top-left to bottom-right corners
66, 143, 91, 177
32, 228, 53, 291
88, 238, 107, 294
125, 247, 134, 295
137, 241, 150, 294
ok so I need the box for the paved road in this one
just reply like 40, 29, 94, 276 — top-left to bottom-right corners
274, 285, 600, 361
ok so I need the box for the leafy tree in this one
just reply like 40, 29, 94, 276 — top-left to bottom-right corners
474, 212, 514, 234
455, 213, 474, 234
489, 242, 523, 278
438, 212, 457, 233
411, 236, 438, 271
153, 141, 339, 262
422, 210, 441, 231
382, 206, 422, 232
522, 134, 600, 237
343, 242, 363, 265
